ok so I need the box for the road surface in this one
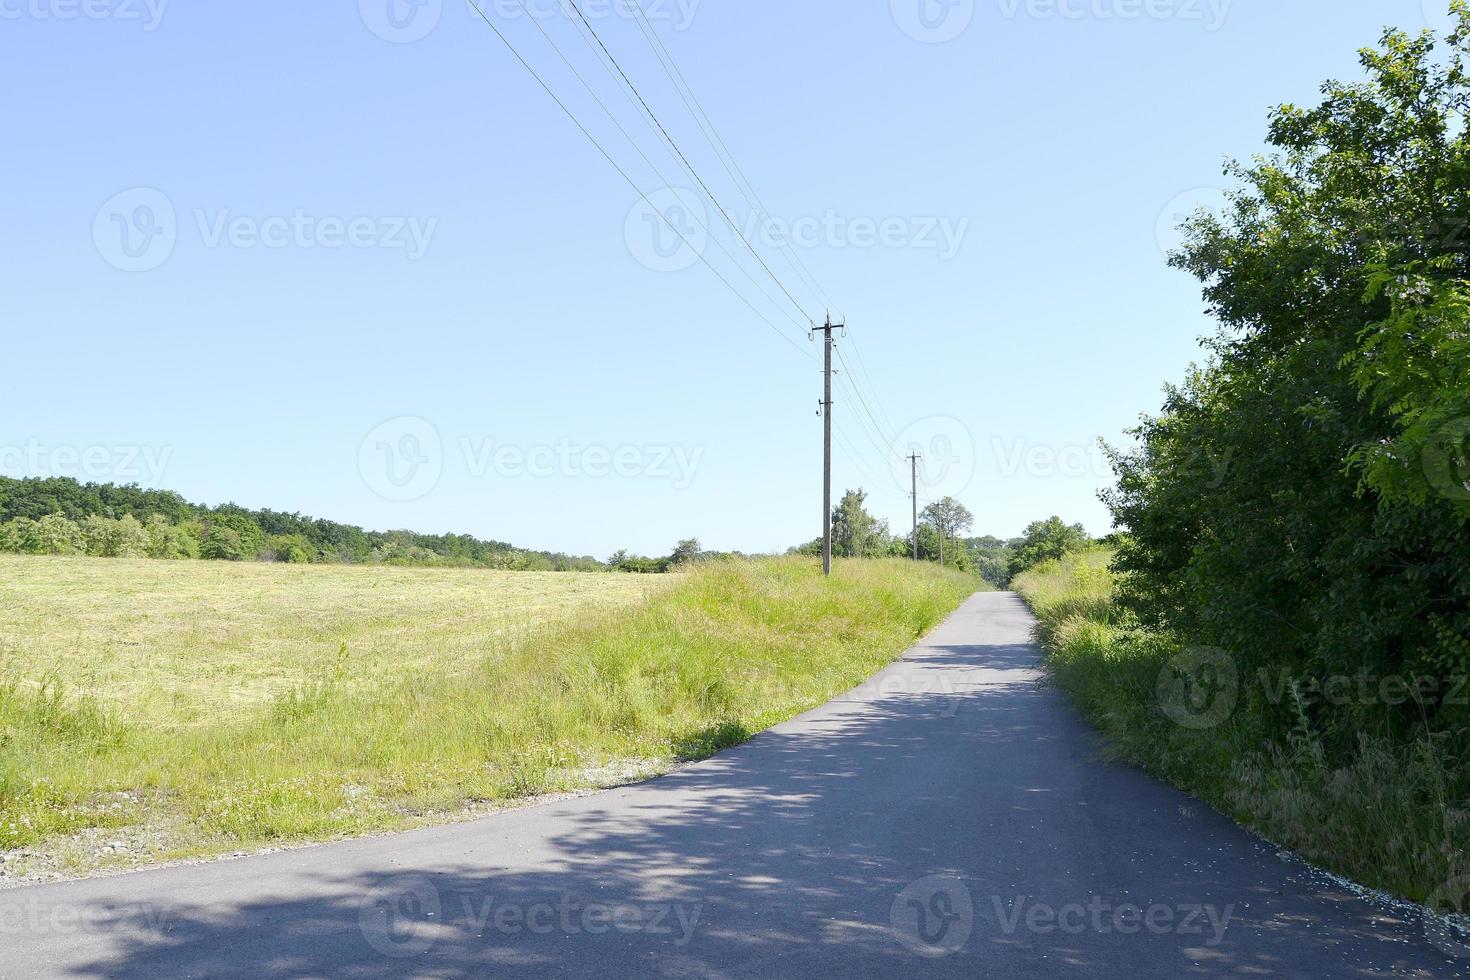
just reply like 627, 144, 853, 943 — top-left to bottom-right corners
0, 592, 1460, 978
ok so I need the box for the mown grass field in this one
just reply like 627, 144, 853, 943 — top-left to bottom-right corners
0, 555, 974, 880
1015, 549, 1470, 905
0, 556, 664, 725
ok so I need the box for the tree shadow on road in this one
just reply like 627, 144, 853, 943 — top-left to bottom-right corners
31, 599, 1458, 979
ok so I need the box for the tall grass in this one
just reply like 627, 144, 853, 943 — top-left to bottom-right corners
0, 557, 974, 875
1014, 549, 1470, 904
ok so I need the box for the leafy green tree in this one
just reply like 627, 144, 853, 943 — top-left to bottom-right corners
1008, 517, 1090, 578
831, 489, 891, 558
670, 539, 703, 567
0, 518, 36, 554
81, 514, 150, 558
961, 536, 1013, 587
1107, 11, 1470, 745
911, 523, 972, 572
30, 514, 84, 555
919, 497, 973, 566
145, 515, 200, 560
199, 526, 245, 562
265, 534, 316, 564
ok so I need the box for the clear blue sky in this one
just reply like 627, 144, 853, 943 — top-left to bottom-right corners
1, 1, 1452, 558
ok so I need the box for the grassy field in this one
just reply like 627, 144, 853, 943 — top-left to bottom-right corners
1014, 549, 1470, 904
0, 555, 974, 879
0, 556, 661, 725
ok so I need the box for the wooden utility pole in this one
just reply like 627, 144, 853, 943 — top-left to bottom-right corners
908, 453, 921, 560
815, 315, 842, 577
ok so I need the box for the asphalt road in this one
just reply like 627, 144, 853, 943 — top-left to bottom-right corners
0, 592, 1461, 978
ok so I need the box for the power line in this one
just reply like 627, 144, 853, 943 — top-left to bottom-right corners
503, 0, 815, 342
563, 0, 817, 329
844, 332, 901, 440
614, 2, 923, 494
833, 368, 894, 465
835, 344, 902, 461
623, 0, 837, 315
833, 422, 880, 485
462, 0, 811, 359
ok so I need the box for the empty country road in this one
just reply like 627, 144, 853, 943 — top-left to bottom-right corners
0, 592, 1459, 978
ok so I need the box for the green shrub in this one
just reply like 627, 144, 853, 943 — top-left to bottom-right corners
29, 514, 84, 555
265, 534, 316, 564
0, 518, 36, 554
82, 514, 150, 558
1016, 552, 1470, 904
145, 515, 200, 560
200, 526, 245, 561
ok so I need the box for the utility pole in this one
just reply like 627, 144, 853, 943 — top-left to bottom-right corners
814, 315, 842, 577
908, 453, 921, 561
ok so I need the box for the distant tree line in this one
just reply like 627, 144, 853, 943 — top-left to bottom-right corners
0, 477, 696, 573
785, 487, 1095, 587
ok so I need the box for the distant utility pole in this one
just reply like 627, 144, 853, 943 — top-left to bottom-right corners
908, 453, 921, 561
814, 315, 842, 577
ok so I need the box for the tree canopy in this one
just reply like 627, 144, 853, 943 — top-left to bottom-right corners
1107, 11, 1470, 743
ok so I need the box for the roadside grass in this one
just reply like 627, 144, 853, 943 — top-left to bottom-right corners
1014, 549, 1470, 904
0, 555, 974, 878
